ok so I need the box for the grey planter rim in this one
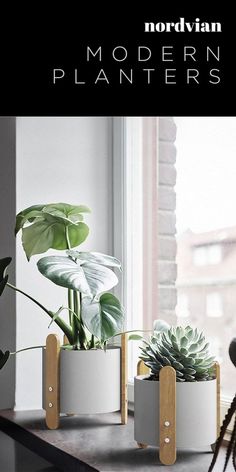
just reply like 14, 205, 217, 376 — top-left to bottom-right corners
135, 373, 216, 383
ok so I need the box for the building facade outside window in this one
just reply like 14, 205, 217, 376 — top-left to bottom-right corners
114, 116, 235, 413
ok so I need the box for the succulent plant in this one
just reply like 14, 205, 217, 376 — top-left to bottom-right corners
139, 324, 216, 382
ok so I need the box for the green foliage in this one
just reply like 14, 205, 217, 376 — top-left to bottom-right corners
0, 350, 10, 369
82, 293, 124, 342
128, 333, 143, 341
0, 257, 12, 296
140, 325, 215, 382
0, 202, 125, 371
37, 253, 119, 296
15, 203, 91, 260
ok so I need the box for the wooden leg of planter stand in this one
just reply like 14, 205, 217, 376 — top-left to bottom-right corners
121, 333, 128, 425
45, 334, 60, 430
159, 366, 176, 466
137, 443, 148, 449
137, 360, 149, 376
214, 361, 221, 438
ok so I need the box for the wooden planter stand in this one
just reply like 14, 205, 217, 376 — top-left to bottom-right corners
136, 360, 220, 466
45, 333, 128, 430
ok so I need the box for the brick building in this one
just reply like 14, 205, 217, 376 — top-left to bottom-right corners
176, 227, 236, 396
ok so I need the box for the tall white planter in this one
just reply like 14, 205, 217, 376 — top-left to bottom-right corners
43, 346, 121, 414
134, 375, 217, 448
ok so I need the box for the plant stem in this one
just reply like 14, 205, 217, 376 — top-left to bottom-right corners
72, 290, 79, 347
90, 334, 95, 349
10, 345, 45, 355
73, 291, 87, 349
65, 226, 71, 250
68, 289, 73, 325
7, 282, 73, 344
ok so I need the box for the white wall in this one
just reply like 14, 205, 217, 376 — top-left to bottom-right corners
15, 117, 113, 409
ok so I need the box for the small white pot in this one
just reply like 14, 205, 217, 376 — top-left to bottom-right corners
134, 375, 217, 448
43, 347, 121, 414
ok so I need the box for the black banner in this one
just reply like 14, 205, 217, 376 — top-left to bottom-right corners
0, 6, 234, 116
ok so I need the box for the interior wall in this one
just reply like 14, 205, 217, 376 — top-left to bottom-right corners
0, 117, 16, 409
15, 117, 113, 409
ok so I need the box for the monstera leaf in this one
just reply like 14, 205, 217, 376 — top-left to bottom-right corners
0, 257, 12, 296
67, 250, 121, 270
82, 293, 124, 342
37, 255, 119, 296
0, 350, 10, 370
15, 203, 91, 260
15, 204, 45, 235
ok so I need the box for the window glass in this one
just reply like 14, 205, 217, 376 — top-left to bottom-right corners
175, 117, 236, 398
206, 292, 223, 318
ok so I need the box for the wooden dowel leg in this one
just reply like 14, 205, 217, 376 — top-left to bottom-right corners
137, 360, 149, 376
159, 366, 176, 465
121, 333, 128, 424
137, 443, 148, 449
45, 334, 60, 430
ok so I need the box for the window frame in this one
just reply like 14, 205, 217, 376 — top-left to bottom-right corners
112, 116, 159, 401
113, 116, 233, 435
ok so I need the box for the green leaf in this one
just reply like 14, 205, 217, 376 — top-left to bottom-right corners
22, 221, 55, 260
180, 336, 188, 348
189, 343, 200, 353
128, 334, 143, 341
0, 350, 10, 370
51, 222, 89, 251
16, 203, 91, 259
180, 347, 188, 356
37, 256, 118, 296
0, 257, 12, 279
67, 250, 121, 270
43, 203, 91, 222
173, 360, 184, 370
22, 220, 89, 260
15, 205, 45, 235
185, 374, 195, 381
183, 367, 196, 375
82, 293, 124, 342
48, 306, 65, 328
0, 257, 12, 296
153, 319, 170, 333
61, 344, 74, 350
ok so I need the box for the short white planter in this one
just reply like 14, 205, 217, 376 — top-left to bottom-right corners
43, 346, 121, 415
134, 375, 217, 448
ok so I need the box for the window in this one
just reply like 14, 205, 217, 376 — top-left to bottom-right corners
193, 244, 222, 266
113, 117, 159, 381
206, 292, 223, 318
175, 116, 236, 400
176, 293, 190, 319
115, 116, 236, 410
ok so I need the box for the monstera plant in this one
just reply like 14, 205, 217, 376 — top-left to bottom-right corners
0, 203, 125, 369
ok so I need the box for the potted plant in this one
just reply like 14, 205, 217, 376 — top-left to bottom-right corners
0, 203, 126, 424
134, 321, 218, 461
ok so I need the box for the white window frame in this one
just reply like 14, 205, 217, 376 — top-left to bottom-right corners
112, 116, 159, 404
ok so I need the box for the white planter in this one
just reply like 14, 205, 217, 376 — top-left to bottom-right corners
134, 375, 217, 448
43, 346, 121, 414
